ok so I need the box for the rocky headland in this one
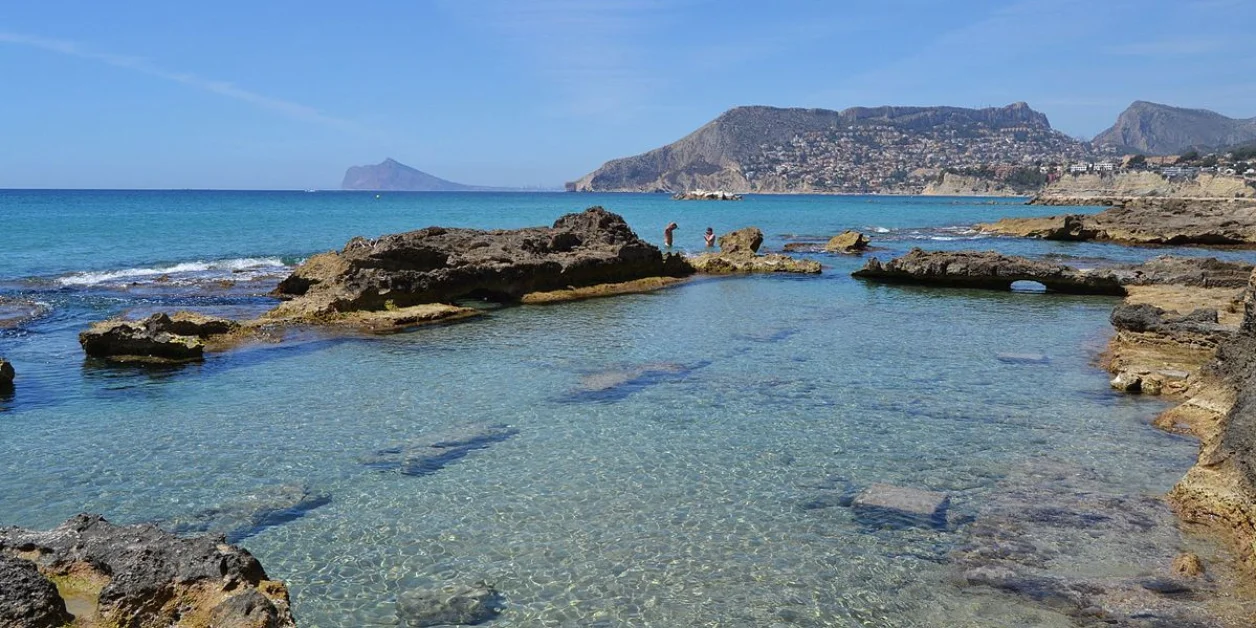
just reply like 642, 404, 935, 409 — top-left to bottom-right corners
978, 198, 1256, 246
0, 514, 296, 628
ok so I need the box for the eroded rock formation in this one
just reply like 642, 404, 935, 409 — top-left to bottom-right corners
852, 249, 1127, 295
979, 199, 1256, 246
0, 514, 296, 628
78, 312, 240, 361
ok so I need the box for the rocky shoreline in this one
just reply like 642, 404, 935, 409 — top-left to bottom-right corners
853, 247, 1256, 622
979, 198, 1256, 246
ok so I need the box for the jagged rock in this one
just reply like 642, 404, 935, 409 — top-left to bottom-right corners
718, 227, 764, 254
0, 514, 295, 628
79, 313, 206, 361
671, 189, 742, 200
0, 358, 13, 390
1115, 256, 1254, 289
687, 252, 821, 275
851, 483, 949, 529
1110, 304, 1232, 349
270, 207, 691, 317
1110, 371, 1142, 393
852, 249, 1126, 295
397, 582, 503, 627
0, 554, 73, 628
364, 424, 520, 476
824, 230, 870, 253
979, 199, 1256, 246
208, 589, 285, 628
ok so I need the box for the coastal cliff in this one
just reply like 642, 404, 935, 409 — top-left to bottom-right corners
1032, 172, 1254, 205
921, 173, 1033, 197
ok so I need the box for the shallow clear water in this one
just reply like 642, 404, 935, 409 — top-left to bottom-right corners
1, 191, 1250, 626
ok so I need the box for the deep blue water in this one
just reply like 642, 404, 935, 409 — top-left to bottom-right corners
1, 191, 1250, 626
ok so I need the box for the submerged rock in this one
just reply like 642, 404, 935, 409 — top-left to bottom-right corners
364, 423, 520, 476
271, 207, 692, 318
563, 360, 712, 402
0, 358, 13, 390
0, 554, 73, 628
397, 582, 503, 627
995, 353, 1050, 365
164, 484, 332, 544
824, 230, 870, 253
0, 297, 50, 329
851, 483, 949, 529
78, 311, 240, 361
0, 514, 296, 628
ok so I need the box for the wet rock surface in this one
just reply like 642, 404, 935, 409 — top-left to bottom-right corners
0, 553, 73, 628
851, 483, 950, 530
397, 582, 504, 627
853, 248, 1127, 295
854, 249, 1253, 297
978, 198, 1256, 246
271, 207, 690, 317
0, 358, 13, 390
688, 251, 822, 274
364, 423, 520, 476
0, 513, 295, 628
78, 311, 240, 361
0, 297, 50, 329
824, 230, 870, 253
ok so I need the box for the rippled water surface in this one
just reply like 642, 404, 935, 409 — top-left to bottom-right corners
2, 191, 1251, 626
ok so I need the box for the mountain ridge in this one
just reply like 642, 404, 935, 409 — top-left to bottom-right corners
1093, 101, 1256, 155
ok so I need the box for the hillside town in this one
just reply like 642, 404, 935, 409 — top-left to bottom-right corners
737, 123, 1256, 194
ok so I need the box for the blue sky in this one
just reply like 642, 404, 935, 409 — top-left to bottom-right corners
1, 0, 1252, 189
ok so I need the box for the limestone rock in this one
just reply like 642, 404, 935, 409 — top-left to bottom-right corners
1172, 552, 1206, 578
718, 227, 764, 254
1110, 371, 1142, 393
0, 514, 295, 628
271, 207, 691, 317
851, 483, 949, 529
852, 249, 1126, 295
824, 230, 870, 253
0, 554, 73, 628
397, 582, 503, 627
979, 198, 1256, 246
79, 313, 206, 361
687, 252, 821, 275
671, 189, 742, 201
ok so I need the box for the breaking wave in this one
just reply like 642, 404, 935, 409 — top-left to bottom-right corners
56, 257, 292, 288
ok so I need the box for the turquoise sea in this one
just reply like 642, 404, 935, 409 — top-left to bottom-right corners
2, 191, 1253, 626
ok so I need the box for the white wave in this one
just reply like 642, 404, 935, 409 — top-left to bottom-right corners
871, 226, 891, 233
57, 257, 289, 287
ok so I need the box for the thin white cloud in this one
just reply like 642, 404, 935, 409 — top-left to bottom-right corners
1104, 38, 1229, 57
0, 31, 361, 131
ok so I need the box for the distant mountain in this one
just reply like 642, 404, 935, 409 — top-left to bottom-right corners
1093, 102, 1256, 155
342, 158, 488, 191
567, 103, 1095, 194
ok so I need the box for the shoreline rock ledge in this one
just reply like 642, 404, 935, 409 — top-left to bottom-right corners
0, 513, 296, 628
852, 248, 1126, 295
978, 198, 1256, 246
271, 206, 694, 318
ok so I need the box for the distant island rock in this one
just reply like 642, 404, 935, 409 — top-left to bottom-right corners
342, 158, 492, 192
566, 102, 1092, 194
1093, 101, 1256, 155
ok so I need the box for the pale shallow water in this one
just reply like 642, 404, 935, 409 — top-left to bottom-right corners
0, 191, 1250, 626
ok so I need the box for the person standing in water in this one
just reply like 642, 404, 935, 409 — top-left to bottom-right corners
664, 222, 678, 248
704, 227, 716, 247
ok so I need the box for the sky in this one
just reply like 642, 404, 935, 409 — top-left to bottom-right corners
1, 0, 1253, 189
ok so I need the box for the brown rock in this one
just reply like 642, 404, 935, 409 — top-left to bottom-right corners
717, 227, 764, 254
979, 198, 1256, 246
824, 230, 870, 253
79, 313, 206, 361
271, 207, 692, 317
1172, 552, 1205, 577
687, 252, 821, 275
852, 249, 1126, 295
